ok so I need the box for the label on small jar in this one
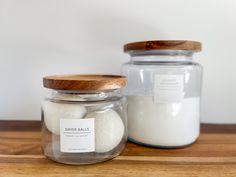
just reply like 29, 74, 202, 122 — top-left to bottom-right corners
154, 74, 184, 103
60, 118, 95, 153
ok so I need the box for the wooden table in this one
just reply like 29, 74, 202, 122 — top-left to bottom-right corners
0, 121, 236, 177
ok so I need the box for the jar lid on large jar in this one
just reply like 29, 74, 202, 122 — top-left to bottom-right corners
124, 40, 202, 54
43, 74, 127, 91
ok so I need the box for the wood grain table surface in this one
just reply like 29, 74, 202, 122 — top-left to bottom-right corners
0, 121, 235, 177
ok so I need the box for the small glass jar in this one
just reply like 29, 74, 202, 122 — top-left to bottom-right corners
122, 40, 203, 148
41, 75, 127, 165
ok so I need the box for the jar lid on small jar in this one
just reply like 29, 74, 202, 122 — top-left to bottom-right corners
43, 74, 127, 91
124, 40, 202, 53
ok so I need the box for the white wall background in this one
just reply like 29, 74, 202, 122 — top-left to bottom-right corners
0, 0, 236, 123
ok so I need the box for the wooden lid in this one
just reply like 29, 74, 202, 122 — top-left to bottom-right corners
124, 40, 202, 53
43, 74, 127, 91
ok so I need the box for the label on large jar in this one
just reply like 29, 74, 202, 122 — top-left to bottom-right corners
60, 118, 95, 153
154, 74, 184, 103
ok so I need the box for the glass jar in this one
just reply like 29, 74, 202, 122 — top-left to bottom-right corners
41, 75, 127, 165
121, 40, 203, 148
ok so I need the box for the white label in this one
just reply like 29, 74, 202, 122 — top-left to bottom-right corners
154, 74, 184, 103
60, 118, 95, 153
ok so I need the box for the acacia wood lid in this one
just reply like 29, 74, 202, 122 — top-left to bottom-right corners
43, 74, 127, 91
124, 40, 202, 53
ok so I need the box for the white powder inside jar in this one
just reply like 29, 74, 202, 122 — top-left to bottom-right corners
128, 96, 200, 147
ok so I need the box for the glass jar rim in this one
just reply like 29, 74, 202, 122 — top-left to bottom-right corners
46, 89, 123, 102
127, 49, 195, 57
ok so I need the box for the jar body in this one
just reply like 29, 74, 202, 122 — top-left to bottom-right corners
41, 90, 127, 165
121, 51, 202, 147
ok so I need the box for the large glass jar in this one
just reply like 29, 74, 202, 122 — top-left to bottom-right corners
121, 40, 203, 148
42, 75, 127, 165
